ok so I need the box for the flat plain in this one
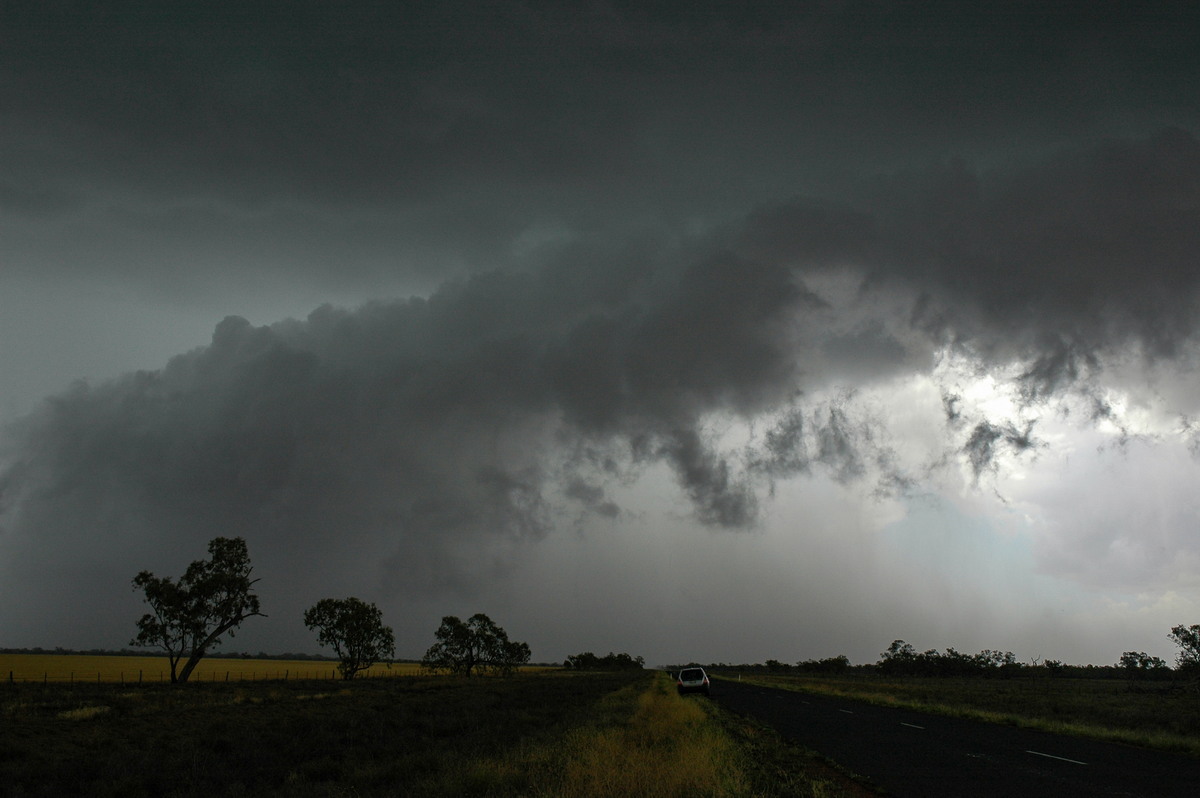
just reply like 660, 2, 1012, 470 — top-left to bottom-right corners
0, 667, 870, 797
720, 672, 1200, 755
0, 653, 419, 684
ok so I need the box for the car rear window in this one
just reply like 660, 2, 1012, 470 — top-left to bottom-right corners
680, 669, 704, 680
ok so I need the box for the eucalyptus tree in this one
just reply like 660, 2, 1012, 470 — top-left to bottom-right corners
131, 537, 265, 683
421, 613, 530, 677
304, 597, 396, 679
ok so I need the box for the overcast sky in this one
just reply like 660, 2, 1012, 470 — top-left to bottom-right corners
4, 2, 1200, 667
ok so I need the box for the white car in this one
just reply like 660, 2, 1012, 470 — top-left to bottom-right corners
676, 667, 710, 696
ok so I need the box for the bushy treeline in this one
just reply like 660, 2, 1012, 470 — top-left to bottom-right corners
689, 624, 1200, 683
676, 657, 854, 676
562, 651, 645, 670
695, 656, 1171, 681
877, 640, 1021, 677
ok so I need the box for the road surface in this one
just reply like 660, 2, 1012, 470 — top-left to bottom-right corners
711, 679, 1197, 797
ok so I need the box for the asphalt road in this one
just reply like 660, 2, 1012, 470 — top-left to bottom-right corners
711, 679, 1198, 797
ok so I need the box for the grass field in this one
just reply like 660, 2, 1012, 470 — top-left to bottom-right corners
0, 654, 425, 683
0, 668, 867, 797
724, 672, 1200, 756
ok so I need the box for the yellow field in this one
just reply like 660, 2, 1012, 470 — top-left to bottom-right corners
0, 654, 425, 683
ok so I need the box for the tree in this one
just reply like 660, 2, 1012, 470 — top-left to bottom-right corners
131, 537, 265, 683
797, 655, 850, 674
1168, 624, 1200, 671
877, 640, 918, 675
1119, 651, 1168, 679
421, 613, 531, 677
564, 651, 645, 670
303, 597, 396, 680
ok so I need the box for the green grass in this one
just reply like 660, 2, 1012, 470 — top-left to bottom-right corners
722, 673, 1200, 756
0, 670, 876, 797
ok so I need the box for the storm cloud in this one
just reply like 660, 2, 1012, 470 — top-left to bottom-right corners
3, 2, 1200, 665
8, 132, 1199, 591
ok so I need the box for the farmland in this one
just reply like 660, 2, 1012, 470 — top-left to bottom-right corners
0, 653, 423, 684
0, 666, 863, 797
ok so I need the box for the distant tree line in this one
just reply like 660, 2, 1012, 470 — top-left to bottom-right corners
103, 536, 1200, 688
692, 625, 1200, 685
796, 655, 851, 674
877, 640, 1022, 678
562, 651, 645, 670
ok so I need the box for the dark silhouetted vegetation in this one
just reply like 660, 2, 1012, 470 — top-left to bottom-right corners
130, 537, 265, 683
563, 651, 645, 670
695, 627, 1200, 685
1119, 650, 1170, 680
796, 655, 851, 674
421, 613, 530, 677
876, 640, 1022, 678
303, 597, 396, 680
1170, 623, 1200, 672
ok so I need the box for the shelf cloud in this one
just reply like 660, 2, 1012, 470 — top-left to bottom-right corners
3, 2, 1200, 666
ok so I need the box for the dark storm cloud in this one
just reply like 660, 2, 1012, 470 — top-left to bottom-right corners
563, 478, 620, 519
5, 125, 1200, 591
962, 420, 1041, 482
912, 130, 1200, 359
8, 2, 1200, 287
5, 2, 1200, 656
751, 407, 808, 480
740, 129, 1200, 380
0, 231, 834, 618
814, 405, 867, 484
657, 427, 758, 527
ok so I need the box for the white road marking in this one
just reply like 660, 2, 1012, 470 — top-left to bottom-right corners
900, 722, 925, 730
839, 709, 854, 714
1026, 750, 1087, 766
